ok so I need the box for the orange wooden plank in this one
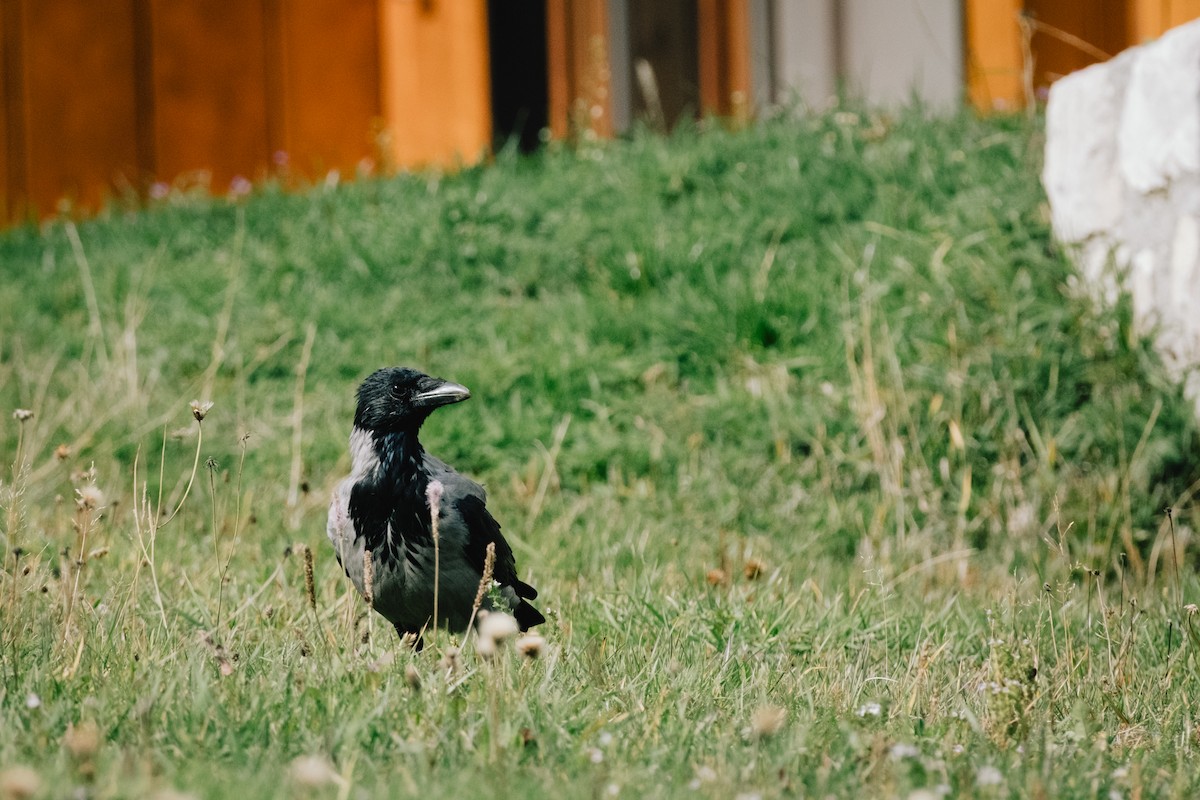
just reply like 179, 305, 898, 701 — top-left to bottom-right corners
1131, 0, 1200, 40
378, 0, 491, 168
276, 0, 381, 177
964, 0, 1024, 110
1167, 0, 1200, 27
22, 0, 140, 211
150, 0, 270, 190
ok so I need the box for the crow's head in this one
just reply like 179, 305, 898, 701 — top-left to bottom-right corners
354, 367, 470, 432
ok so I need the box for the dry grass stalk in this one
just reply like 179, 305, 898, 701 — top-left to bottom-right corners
303, 545, 316, 610
463, 542, 497, 639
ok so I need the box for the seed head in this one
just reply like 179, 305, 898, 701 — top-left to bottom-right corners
288, 755, 340, 788
63, 720, 101, 760
475, 610, 520, 660
515, 633, 547, 660
12, 409, 33, 423
75, 485, 105, 510
0, 765, 42, 800
749, 704, 786, 739
54, 443, 71, 461
189, 400, 214, 422
404, 663, 422, 690
1186, 603, 1198, 616
743, 558, 768, 581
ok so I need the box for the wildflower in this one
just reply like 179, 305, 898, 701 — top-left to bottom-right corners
515, 633, 546, 660
749, 704, 786, 739
228, 176, 253, 198
1186, 604, 1198, 616
0, 766, 41, 800
586, 748, 604, 764
189, 400, 213, 422
856, 702, 882, 718
24, 693, 40, 709
890, 742, 920, 759
12, 409, 33, 422
54, 444, 71, 461
705, 568, 729, 586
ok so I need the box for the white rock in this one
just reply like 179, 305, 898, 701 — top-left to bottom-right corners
1118, 23, 1200, 193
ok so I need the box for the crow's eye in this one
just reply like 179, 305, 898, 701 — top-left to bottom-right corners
390, 383, 403, 398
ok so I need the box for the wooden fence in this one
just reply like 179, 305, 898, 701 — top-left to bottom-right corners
4, 0, 1200, 222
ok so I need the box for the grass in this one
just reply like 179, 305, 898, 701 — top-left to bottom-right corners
2, 104, 1200, 798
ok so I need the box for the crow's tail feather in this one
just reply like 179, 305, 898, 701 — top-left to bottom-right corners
514, 599, 545, 631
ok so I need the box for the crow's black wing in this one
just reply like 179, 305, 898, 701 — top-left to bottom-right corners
452, 492, 538, 600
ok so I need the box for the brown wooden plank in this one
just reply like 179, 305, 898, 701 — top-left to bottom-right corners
698, 0, 751, 118
1026, 0, 1127, 91
545, 0, 610, 138
0, 0, 20, 220
546, 0, 571, 138
22, 0, 140, 212
149, 0, 270, 190
628, 0, 699, 129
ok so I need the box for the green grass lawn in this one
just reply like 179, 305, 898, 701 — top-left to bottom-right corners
2, 106, 1200, 799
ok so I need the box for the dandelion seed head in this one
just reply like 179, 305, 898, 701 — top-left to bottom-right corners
190, 400, 213, 422
515, 633, 546, 659
478, 611, 519, 650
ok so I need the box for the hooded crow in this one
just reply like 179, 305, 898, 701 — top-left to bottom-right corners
327, 367, 544, 644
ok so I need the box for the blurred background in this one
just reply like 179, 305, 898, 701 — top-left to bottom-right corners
1, 0, 1197, 222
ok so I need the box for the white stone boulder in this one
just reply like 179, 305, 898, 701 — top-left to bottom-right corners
1044, 19, 1200, 404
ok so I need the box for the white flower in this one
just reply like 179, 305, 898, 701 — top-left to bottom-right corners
855, 702, 882, 717
24, 693, 40, 709
976, 765, 1003, 786
890, 742, 920, 759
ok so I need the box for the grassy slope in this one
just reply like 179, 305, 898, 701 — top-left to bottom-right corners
1, 107, 1199, 798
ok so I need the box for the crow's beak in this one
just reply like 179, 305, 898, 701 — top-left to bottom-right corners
414, 380, 471, 408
